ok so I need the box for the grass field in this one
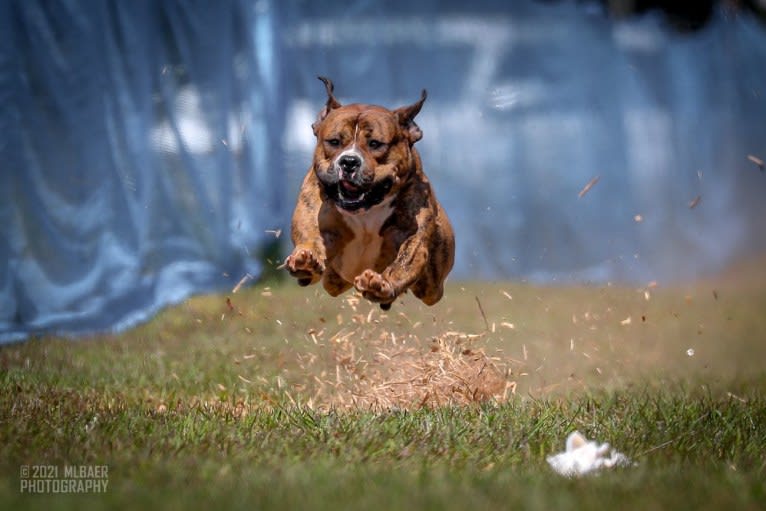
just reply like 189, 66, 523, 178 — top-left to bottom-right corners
2, 260, 766, 510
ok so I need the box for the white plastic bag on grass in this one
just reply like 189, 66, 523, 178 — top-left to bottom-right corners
547, 431, 632, 476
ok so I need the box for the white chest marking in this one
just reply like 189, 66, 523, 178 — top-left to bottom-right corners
335, 199, 394, 283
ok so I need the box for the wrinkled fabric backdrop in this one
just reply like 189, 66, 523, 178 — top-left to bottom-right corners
1, 0, 765, 342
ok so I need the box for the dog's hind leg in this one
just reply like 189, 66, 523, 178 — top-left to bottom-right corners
411, 278, 444, 306
322, 268, 353, 297
410, 256, 448, 306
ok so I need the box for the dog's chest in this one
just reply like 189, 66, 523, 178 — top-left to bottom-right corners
334, 201, 394, 283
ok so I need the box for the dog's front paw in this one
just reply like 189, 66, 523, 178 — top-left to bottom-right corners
285, 247, 325, 286
354, 269, 396, 305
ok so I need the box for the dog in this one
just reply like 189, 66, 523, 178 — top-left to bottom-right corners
285, 77, 455, 310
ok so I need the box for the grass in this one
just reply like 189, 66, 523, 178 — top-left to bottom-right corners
1, 261, 766, 510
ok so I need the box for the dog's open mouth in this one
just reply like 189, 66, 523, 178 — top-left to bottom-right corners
339, 180, 364, 201
326, 178, 393, 212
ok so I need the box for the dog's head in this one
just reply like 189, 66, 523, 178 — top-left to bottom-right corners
310, 76, 427, 212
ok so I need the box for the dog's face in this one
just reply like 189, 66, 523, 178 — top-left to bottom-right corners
310, 77, 427, 212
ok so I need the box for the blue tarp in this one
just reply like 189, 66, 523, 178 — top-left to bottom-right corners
2, 0, 765, 342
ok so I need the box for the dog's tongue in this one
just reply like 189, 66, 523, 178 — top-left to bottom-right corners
341, 180, 360, 193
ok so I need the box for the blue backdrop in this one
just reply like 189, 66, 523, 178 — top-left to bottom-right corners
2, 0, 765, 342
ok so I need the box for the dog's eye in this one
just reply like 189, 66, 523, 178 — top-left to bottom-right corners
368, 140, 384, 150
326, 138, 341, 147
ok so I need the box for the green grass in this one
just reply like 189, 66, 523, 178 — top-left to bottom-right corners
2, 266, 766, 510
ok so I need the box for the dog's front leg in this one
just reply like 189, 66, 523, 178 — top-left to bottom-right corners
286, 245, 325, 287
354, 240, 428, 309
354, 214, 433, 308
286, 171, 327, 286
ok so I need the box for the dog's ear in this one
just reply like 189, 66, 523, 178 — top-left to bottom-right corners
312, 76, 342, 136
394, 89, 427, 144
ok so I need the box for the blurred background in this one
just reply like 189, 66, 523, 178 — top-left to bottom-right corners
1, 0, 765, 342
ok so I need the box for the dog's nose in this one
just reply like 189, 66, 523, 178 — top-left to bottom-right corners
338, 154, 362, 176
